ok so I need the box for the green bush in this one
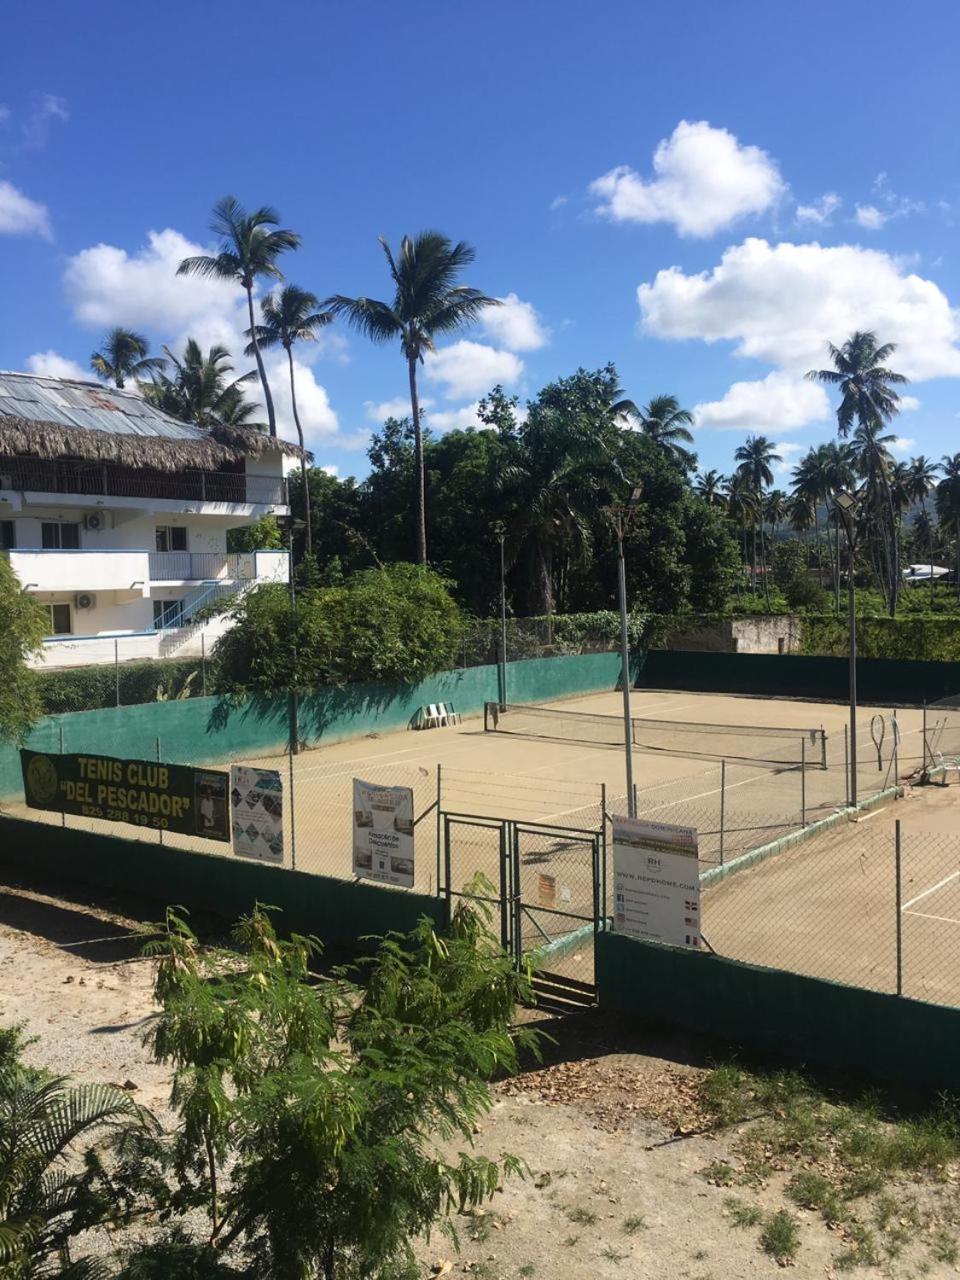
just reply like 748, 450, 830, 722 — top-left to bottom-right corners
37, 658, 204, 714
0, 555, 46, 742
212, 562, 466, 692
800, 615, 960, 662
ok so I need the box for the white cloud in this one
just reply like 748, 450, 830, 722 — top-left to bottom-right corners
363, 395, 431, 423
426, 402, 483, 432
899, 395, 921, 411
588, 120, 785, 238
25, 350, 88, 380
256, 355, 339, 450
549, 195, 568, 211
480, 293, 549, 351
0, 105, 10, 124
321, 464, 339, 477
890, 437, 917, 457
22, 93, 69, 148
796, 193, 841, 225
0, 180, 51, 238
772, 441, 806, 476
423, 340, 523, 399
638, 237, 960, 381
855, 204, 887, 230
694, 372, 831, 432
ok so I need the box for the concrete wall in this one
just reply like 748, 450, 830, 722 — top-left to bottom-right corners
597, 931, 960, 1093
655, 615, 802, 654
0, 816, 446, 944
1, 650, 625, 799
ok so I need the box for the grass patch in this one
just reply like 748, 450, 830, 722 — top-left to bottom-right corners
725, 1197, 763, 1229
699, 1160, 737, 1186
518, 1266, 535, 1277
566, 1206, 597, 1226
760, 1211, 801, 1265
931, 1229, 959, 1265
600, 1246, 627, 1264
622, 1215, 646, 1235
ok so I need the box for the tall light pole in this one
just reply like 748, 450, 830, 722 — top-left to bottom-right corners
286, 517, 305, 754
834, 488, 862, 806
605, 486, 643, 817
493, 521, 508, 709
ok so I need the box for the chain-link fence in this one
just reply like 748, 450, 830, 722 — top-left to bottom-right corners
701, 818, 960, 1009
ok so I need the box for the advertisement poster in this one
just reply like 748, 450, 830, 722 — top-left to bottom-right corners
21, 750, 229, 842
612, 816, 701, 949
352, 778, 415, 888
230, 767, 284, 863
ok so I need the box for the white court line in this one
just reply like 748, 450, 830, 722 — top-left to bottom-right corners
901, 909, 960, 926
902, 869, 960, 912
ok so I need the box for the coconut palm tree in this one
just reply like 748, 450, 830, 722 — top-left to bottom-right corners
807, 331, 909, 615
144, 339, 260, 429
89, 327, 164, 389
246, 285, 332, 557
936, 454, 960, 600
620, 394, 695, 466
734, 435, 780, 595
325, 232, 497, 565
178, 197, 301, 439
694, 469, 727, 508
723, 472, 759, 600
908, 454, 940, 604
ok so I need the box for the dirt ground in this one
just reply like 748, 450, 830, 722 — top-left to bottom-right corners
3, 872, 959, 1280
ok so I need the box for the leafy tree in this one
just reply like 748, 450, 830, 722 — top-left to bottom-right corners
936, 454, 960, 600
212, 563, 464, 691
89, 328, 164, 389
94, 900, 534, 1280
246, 285, 332, 556
0, 557, 46, 743
325, 232, 498, 565
178, 197, 301, 438
143, 340, 260, 429
907, 454, 940, 605
227, 514, 285, 553
734, 435, 780, 600
0, 1026, 147, 1279
694, 470, 726, 508
623, 394, 696, 469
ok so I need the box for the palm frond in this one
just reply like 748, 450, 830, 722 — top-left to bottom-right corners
323, 295, 401, 344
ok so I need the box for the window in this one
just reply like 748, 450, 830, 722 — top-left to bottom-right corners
41, 522, 80, 550
0, 521, 14, 550
44, 603, 72, 635
153, 598, 184, 629
155, 526, 188, 552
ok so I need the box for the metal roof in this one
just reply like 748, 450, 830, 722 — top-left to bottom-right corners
0, 370, 211, 442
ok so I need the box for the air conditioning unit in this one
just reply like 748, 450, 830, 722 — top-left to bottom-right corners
74, 593, 97, 611
83, 511, 112, 531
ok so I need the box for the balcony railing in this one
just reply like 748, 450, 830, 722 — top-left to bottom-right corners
0, 459, 287, 507
148, 551, 257, 581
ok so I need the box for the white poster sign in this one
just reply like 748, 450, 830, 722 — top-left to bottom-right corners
352, 779, 415, 888
230, 767, 284, 863
612, 816, 701, 949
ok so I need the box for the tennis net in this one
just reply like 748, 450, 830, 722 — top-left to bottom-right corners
484, 701, 827, 768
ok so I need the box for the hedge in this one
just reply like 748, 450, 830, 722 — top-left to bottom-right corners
799, 614, 960, 663
36, 658, 204, 714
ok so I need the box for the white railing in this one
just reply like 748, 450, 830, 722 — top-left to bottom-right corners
148, 551, 257, 581
0, 460, 288, 507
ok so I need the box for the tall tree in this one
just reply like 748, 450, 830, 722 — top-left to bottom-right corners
178, 196, 301, 438
694, 469, 727, 508
908, 454, 940, 605
807, 330, 909, 615
936, 454, 960, 601
619, 394, 696, 467
144, 339, 260, 428
246, 284, 332, 556
89, 327, 164, 388
734, 435, 780, 596
325, 231, 497, 564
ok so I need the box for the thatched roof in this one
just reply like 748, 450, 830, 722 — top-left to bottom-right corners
0, 371, 305, 473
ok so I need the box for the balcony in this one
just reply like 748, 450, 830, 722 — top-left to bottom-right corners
0, 458, 287, 509
7, 548, 150, 596
148, 550, 257, 581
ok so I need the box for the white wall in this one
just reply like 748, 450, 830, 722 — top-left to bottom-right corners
9, 549, 150, 595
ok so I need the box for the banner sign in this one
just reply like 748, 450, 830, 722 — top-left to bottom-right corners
352, 778, 415, 888
612, 816, 701, 950
230, 767, 284, 863
20, 750, 229, 842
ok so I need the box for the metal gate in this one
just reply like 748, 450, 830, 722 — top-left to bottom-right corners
441, 812, 603, 1010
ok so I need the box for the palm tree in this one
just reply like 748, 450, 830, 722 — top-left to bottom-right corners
694, 469, 727, 508
246, 285, 332, 557
807, 331, 909, 615
763, 488, 788, 606
143, 339, 260, 429
89, 327, 164, 389
178, 197, 301, 438
908, 455, 940, 605
619, 394, 695, 466
734, 435, 780, 596
936, 454, 960, 600
325, 232, 497, 565
723, 472, 759, 600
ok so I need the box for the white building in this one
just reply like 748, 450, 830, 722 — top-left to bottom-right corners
0, 371, 298, 668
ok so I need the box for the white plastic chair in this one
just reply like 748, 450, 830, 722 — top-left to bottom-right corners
442, 702, 462, 725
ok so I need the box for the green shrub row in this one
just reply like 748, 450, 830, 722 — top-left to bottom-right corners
36, 658, 204, 714
799, 615, 960, 662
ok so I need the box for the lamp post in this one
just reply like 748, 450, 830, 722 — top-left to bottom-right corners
493, 521, 508, 708
286, 518, 306, 754
605, 486, 643, 817
834, 488, 861, 806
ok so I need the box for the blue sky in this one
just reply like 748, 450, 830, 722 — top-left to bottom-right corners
1, 0, 959, 484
